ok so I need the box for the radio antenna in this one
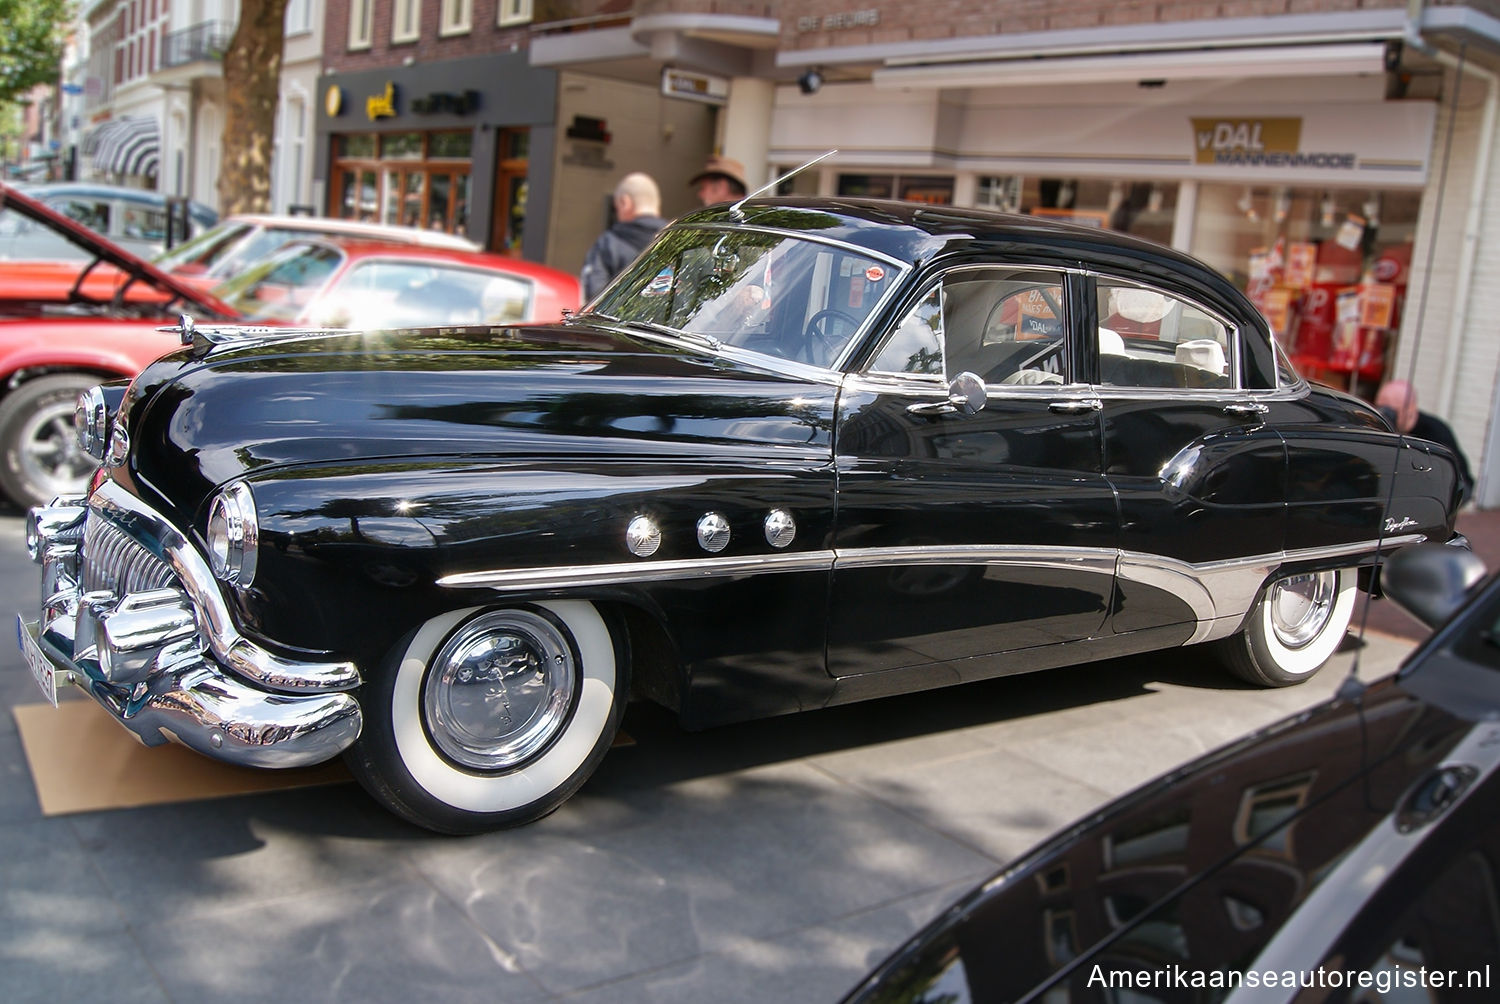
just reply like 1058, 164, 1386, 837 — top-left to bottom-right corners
730, 149, 837, 218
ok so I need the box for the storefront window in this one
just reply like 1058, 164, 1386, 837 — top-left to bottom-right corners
1011, 177, 1178, 247
1191, 185, 1419, 394
330, 130, 477, 241
381, 132, 423, 159
337, 134, 376, 159
492, 127, 528, 255
429, 131, 472, 159
837, 174, 954, 204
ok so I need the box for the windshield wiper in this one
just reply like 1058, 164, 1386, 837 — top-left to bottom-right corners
613, 317, 722, 352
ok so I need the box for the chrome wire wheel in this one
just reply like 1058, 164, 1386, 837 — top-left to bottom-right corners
422, 608, 579, 772
1267, 571, 1339, 650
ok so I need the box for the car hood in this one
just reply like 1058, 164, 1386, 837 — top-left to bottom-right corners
122, 322, 838, 513
845, 669, 1493, 1002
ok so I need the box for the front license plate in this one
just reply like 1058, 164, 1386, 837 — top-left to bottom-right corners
17, 616, 58, 707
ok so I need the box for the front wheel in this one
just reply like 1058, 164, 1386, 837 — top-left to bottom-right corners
1214, 568, 1357, 687
345, 600, 626, 834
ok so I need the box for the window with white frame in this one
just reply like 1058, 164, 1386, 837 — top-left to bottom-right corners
286, 0, 311, 36
498, 0, 533, 27
393, 0, 421, 43
441, 0, 472, 35
348, 0, 373, 49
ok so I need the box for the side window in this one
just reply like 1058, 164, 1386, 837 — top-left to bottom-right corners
869, 285, 943, 376
867, 268, 1069, 384
1096, 279, 1234, 390
55, 198, 111, 235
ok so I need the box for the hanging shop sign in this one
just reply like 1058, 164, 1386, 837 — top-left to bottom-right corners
662, 68, 729, 105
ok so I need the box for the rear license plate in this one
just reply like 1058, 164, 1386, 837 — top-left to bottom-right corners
17, 616, 58, 707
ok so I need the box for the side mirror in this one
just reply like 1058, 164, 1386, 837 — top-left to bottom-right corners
1382, 544, 1487, 629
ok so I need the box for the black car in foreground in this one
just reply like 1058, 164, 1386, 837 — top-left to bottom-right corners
19, 197, 1465, 833
845, 543, 1497, 1004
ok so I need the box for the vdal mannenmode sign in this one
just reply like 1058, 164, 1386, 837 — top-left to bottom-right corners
1191, 117, 1355, 169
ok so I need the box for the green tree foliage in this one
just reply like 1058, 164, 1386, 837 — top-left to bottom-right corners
0, 0, 69, 105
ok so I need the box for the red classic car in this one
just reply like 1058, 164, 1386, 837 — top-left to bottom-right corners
0, 182, 580, 510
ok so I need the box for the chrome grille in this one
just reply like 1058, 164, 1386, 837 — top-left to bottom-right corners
82, 511, 178, 595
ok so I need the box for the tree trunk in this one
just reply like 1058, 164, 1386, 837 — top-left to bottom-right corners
218, 0, 289, 215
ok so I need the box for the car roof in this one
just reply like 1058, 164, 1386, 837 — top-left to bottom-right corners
279, 236, 580, 283
691, 196, 1220, 274
17, 182, 217, 217
219, 214, 481, 251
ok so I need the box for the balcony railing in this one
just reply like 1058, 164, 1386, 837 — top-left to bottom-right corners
163, 20, 232, 68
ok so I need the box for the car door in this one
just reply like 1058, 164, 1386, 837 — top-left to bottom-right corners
827, 264, 1118, 684
1090, 274, 1289, 639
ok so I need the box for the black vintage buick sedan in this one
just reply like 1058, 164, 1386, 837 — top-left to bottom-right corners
19, 198, 1465, 833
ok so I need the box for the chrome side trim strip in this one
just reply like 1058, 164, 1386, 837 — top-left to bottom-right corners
439, 535, 1421, 646
90, 480, 360, 692
1120, 534, 1425, 644
834, 544, 1116, 577
438, 550, 840, 590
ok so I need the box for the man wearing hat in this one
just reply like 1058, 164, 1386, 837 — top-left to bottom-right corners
691, 155, 748, 206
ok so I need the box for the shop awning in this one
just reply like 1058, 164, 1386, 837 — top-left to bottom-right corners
85, 116, 160, 178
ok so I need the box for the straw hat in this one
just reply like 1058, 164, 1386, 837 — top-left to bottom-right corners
689, 156, 748, 191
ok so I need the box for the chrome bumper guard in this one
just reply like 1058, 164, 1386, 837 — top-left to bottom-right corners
21, 482, 363, 769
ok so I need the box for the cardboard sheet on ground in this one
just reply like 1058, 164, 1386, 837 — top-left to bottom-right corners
13, 698, 350, 816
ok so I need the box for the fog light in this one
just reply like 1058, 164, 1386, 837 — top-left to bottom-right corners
207, 482, 258, 585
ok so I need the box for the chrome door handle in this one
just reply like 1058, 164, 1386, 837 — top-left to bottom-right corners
1049, 398, 1102, 414
1224, 401, 1269, 417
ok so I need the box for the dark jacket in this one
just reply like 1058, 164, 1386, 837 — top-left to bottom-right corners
580, 215, 666, 301
1412, 410, 1475, 506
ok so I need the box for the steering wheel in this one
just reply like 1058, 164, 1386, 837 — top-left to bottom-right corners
802, 308, 860, 364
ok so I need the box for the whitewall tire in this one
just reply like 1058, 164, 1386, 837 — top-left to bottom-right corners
1215, 568, 1357, 687
346, 600, 626, 833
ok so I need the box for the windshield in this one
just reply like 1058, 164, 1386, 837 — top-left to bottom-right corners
590, 226, 900, 369
212, 242, 344, 323
154, 221, 256, 274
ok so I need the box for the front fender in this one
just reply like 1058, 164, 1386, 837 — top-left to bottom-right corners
235, 456, 836, 672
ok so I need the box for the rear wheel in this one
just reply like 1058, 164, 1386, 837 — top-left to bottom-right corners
1215, 568, 1357, 686
345, 600, 626, 834
0, 374, 100, 510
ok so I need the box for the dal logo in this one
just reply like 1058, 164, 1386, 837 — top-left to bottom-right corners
1192, 117, 1302, 164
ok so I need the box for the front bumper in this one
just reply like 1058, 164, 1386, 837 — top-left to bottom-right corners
21, 480, 363, 769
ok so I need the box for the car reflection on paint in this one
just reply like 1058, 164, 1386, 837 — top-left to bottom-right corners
19, 197, 1465, 834
844, 543, 1498, 1004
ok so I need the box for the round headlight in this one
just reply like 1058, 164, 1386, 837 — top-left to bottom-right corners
75, 386, 109, 461
207, 482, 258, 586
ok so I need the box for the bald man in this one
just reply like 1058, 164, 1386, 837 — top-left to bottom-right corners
1375, 379, 1475, 505
580, 172, 667, 301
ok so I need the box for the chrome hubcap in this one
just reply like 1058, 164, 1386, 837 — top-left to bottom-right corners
423, 609, 577, 771
1268, 571, 1338, 649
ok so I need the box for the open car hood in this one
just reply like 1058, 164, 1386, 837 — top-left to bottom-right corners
0, 182, 239, 320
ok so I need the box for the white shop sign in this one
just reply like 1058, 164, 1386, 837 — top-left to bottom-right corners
771, 86, 1437, 187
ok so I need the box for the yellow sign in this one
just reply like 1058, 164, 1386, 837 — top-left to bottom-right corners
324, 85, 343, 117
367, 82, 396, 121
1192, 117, 1302, 164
